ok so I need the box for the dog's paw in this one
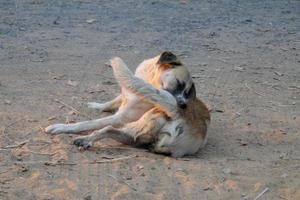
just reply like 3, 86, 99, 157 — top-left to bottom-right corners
87, 102, 104, 110
73, 137, 93, 149
110, 57, 123, 68
44, 124, 69, 134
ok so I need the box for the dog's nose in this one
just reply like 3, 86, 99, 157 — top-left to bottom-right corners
178, 102, 187, 109
175, 95, 188, 109
176, 97, 187, 109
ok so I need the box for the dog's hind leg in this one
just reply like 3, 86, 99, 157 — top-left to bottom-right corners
45, 110, 129, 134
73, 108, 167, 149
87, 95, 122, 112
73, 126, 135, 149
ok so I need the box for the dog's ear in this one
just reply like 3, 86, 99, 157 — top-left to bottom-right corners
157, 51, 182, 66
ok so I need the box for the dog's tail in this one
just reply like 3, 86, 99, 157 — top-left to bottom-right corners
110, 57, 177, 117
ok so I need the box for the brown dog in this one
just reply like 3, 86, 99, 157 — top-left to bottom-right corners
45, 52, 195, 134
73, 57, 210, 157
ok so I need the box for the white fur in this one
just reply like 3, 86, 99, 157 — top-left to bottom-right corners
45, 54, 208, 157
87, 102, 104, 109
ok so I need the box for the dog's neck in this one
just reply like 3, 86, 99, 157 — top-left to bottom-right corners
135, 56, 166, 89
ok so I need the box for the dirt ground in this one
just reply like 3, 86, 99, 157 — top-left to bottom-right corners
0, 0, 299, 199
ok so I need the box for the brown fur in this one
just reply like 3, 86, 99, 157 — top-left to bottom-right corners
180, 98, 210, 139
78, 57, 211, 157
45, 52, 207, 157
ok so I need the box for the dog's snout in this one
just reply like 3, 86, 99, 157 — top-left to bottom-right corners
179, 104, 186, 109
178, 102, 187, 109
176, 96, 187, 109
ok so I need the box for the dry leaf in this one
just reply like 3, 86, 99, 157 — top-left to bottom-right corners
48, 116, 57, 121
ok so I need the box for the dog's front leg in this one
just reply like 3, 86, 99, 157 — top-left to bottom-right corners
73, 126, 135, 149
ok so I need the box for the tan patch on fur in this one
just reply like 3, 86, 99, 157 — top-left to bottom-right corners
159, 63, 172, 69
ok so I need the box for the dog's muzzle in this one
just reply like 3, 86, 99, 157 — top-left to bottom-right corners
175, 95, 187, 109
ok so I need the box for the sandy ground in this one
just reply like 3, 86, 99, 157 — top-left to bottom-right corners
0, 0, 300, 199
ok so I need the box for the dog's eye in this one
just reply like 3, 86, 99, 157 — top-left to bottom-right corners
175, 124, 184, 136
176, 79, 186, 91
165, 79, 186, 95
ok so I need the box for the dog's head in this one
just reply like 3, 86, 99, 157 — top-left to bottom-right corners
158, 51, 196, 109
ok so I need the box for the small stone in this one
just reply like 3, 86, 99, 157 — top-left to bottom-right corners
202, 186, 212, 191
66, 80, 79, 87
86, 19, 97, 24
280, 173, 288, 178
279, 153, 286, 159
222, 168, 231, 174
140, 172, 146, 177
136, 165, 144, 171
84, 195, 92, 200
27, 119, 39, 122
4, 100, 11, 105
48, 116, 57, 121
177, 168, 184, 172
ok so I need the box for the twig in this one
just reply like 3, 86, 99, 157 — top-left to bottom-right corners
279, 195, 289, 200
288, 85, 300, 90
53, 99, 92, 120
274, 71, 283, 77
245, 83, 264, 96
104, 63, 111, 68
0, 169, 10, 175
107, 173, 137, 191
28, 141, 52, 146
254, 187, 269, 200
231, 105, 251, 120
0, 148, 10, 151
216, 58, 229, 63
45, 161, 77, 166
1, 126, 5, 135
27, 150, 54, 156
5, 118, 25, 128
1, 140, 29, 149
1, 118, 25, 137
12, 161, 76, 166
177, 53, 188, 57
101, 146, 148, 152
88, 155, 137, 164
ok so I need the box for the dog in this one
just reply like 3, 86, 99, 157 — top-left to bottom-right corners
45, 52, 195, 135
72, 57, 210, 157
